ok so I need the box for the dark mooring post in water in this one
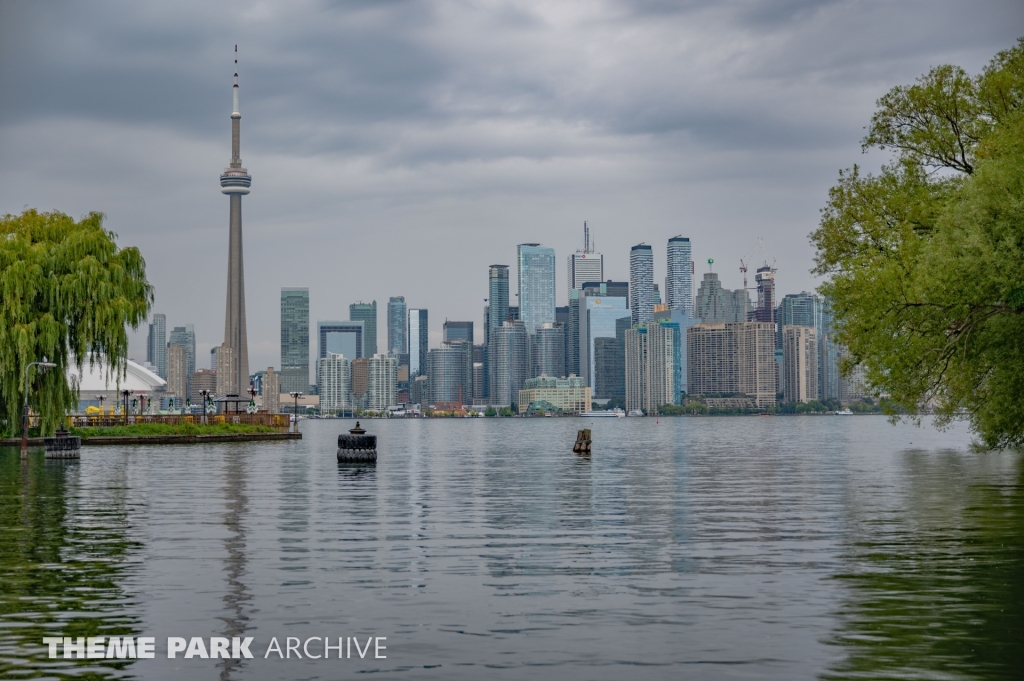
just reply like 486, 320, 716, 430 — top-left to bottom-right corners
45, 428, 81, 459
338, 422, 377, 463
573, 429, 592, 454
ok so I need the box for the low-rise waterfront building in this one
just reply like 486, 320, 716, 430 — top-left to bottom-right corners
517, 376, 591, 414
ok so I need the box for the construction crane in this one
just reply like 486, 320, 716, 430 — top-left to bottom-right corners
739, 238, 764, 290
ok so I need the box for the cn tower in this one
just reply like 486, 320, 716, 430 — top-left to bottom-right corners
219, 45, 251, 395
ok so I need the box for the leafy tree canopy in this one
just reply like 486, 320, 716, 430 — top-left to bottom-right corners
0, 210, 152, 435
812, 39, 1024, 448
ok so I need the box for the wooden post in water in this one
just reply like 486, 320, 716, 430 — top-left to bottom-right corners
573, 429, 592, 454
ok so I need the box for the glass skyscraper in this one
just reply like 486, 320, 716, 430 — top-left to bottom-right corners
517, 244, 556, 335
349, 301, 377, 356
168, 324, 196, 383
387, 296, 407, 355
487, 265, 509, 345
147, 313, 166, 378
666, 236, 692, 314
408, 309, 429, 377
629, 243, 654, 327
580, 295, 630, 387
281, 288, 310, 393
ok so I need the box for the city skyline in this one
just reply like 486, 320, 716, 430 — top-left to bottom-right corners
1, 3, 1019, 373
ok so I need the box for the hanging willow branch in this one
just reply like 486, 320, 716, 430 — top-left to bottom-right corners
0, 209, 153, 436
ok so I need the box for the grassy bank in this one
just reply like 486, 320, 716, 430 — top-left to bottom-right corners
70, 423, 278, 437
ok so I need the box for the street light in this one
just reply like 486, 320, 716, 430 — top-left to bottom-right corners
121, 389, 134, 426
289, 391, 302, 433
199, 389, 212, 426
22, 361, 57, 457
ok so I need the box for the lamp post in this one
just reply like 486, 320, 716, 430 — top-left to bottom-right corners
121, 389, 134, 426
22, 361, 57, 457
199, 389, 211, 426
289, 391, 302, 433
98, 394, 106, 419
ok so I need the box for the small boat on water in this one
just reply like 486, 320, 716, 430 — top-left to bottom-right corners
580, 408, 625, 418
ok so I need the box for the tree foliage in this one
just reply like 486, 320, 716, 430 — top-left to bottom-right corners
812, 39, 1024, 448
0, 210, 152, 435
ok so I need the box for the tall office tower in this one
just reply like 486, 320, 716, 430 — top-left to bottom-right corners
687, 322, 777, 407
147, 314, 167, 378
408, 309, 429, 377
210, 347, 217, 371
818, 301, 840, 401
490, 320, 529, 407
532, 322, 565, 378
168, 324, 196, 385
695, 272, 749, 323
215, 344, 237, 396
351, 358, 370, 406
666, 236, 693, 314
555, 305, 571, 377
473, 362, 486, 403
629, 244, 654, 326
567, 222, 604, 298
653, 284, 662, 306
428, 341, 474, 407
487, 265, 510, 343
280, 288, 310, 393
349, 301, 378, 356
220, 46, 252, 396
508, 306, 520, 320
567, 291, 581, 377
318, 353, 352, 414
387, 296, 407, 355
580, 295, 630, 387
783, 326, 818, 403
366, 354, 398, 411
750, 265, 776, 324
263, 368, 280, 413
624, 326, 648, 413
592, 316, 629, 400
190, 369, 217, 405
166, 343, 188, 401
517, 243, 556, 334
443, 321, 474, 344
317, 321, 364, 362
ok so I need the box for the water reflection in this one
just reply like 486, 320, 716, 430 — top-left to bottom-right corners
0, 449, 141, 679
825, 451, 1024, 680
217, 451, 251, 681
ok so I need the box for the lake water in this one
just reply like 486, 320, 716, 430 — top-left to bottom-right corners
1, 416, 1021, 680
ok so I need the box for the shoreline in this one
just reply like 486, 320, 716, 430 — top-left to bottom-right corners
0, 432, 302, 447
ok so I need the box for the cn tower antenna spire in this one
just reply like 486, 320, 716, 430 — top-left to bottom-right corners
232, 44, 239, 115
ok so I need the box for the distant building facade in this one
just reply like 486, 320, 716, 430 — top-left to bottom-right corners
532, 322, 565, 378
190, 369, 217, 405
349, 301, 378, 357
168, 324, 196, 394
783, 325, 818, 403
666, 236, 693, 315
695, 272, 749, 323
318, 320, 364, 363
366, 354, 397, 411
687, 322, 777, 407
443, 320, 474, 344
387, 296, 407, 355
280, 288, 310, 393
263, 368, 280, 413
518, 244, 556, 334
215, 344, 237, 396
490, 320, 529, 407
147, 313, 167, 378
166, 343, 188, 402
408, 309, 428, 377
629, 244, 654, 327
319, 353, 352, 414
518, 376, 591, 414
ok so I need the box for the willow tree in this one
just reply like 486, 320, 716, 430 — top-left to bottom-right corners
0, 209, 152, 436
811, 39, 1024, 448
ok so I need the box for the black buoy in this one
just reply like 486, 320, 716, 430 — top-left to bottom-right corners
338, 421, 377, 463
45, 428, 81, 459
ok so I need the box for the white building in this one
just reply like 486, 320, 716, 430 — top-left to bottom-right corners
366, 354, 398, 411
319, 353, 352, 414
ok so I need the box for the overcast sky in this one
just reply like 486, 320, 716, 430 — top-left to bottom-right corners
1, 1, 1021, 375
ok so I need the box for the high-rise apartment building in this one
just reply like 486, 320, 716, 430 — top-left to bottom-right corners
567, 223, 603, 297
318, 353, 352, 414
666, 236, 693, 315
350, 301, 378, 357
215, 344, 237, 396
443, 321, 474, 344
166, 343, 188, 402
750, 265, 776, 324
518, 243, 556, 334
351, 358, 370, 405
317, 321, 364, 364
566, 290, 581, 377
532, 322, 565, 378
387, 296, 407, 355
653, 308, 700, 401
487, 265, 510, 344
220, 48, 252, 397
625, 321, 681, 413
629, 244, 654, 327
428, 341, 473, 407
190, 369, 217, 405
366, 354, 397, 411
280, 288, 310, 393
262, 368, 280, 413
408, 309, 428, 377
490, 320, 529, 407
168, 324, 195, 389
147, 314, 167, 379
687, 322, 777, 407
819, 301, 841, 401
783, 326, 818, 403
592, 316, 629, 400
210, 347, 217, 371
695, 272, 749, 323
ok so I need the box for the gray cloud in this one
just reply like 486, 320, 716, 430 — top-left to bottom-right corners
1, 0, 1021, 372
